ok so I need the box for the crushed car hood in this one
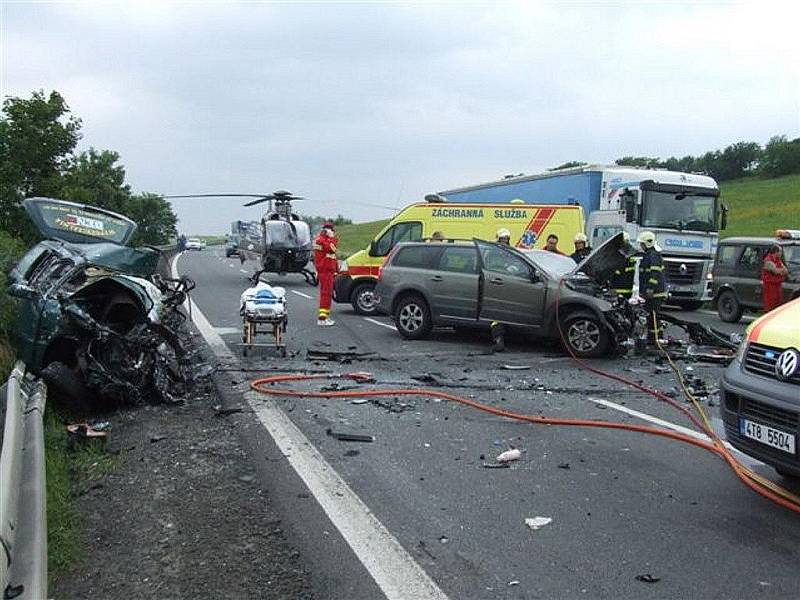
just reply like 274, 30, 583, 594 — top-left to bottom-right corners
24, 197, 138, 245
72, 242, 162, 277
571, 232, 635, 283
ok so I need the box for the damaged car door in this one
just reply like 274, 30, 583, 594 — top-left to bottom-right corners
475, 240, 545, 329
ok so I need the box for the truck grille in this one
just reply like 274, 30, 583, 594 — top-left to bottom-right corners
664, 260, 702, 285
744, 343, 800, 385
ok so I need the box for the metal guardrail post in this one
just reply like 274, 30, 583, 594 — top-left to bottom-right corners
0, 362, 47, 599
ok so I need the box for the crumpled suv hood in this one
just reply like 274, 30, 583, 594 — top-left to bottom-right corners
571, 232, 637, 284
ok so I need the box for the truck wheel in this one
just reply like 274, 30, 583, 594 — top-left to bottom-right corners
674, 300, 705, 311
716, 289, 743, 323
559, 312, 609, 358
351, 282, 378, 315
394, 294, 432, 340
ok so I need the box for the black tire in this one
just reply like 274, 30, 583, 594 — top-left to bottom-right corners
40, 361, 92, 413
674, 300, 705, 311
716, 289, 743, 323
394, 294, 432, 340
559, 312, 610, 358
351, 282, 378, 315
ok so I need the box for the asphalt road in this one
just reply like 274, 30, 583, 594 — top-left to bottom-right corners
178, 246, 800, 599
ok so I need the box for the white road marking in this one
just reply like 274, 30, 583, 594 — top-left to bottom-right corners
590, 397, 763, 467
228, 263, 235, 268
246, 391, 447, 600
173, 251, 447, 600
364, 317, 397, 331
239, 269, 249, 274
291, 290, 313, 299
171, 254, 235, 359
214, 327, 241, 335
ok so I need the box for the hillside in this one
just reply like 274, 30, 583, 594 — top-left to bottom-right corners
335, 218, 390, 257
720, 174, 800, 237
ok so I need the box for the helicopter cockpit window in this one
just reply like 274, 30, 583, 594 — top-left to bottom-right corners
292, 220, 311, 245
374, 221, 423, 256
263, 220, 299, 247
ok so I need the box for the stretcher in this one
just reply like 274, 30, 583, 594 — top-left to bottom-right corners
239, 282, 288, 357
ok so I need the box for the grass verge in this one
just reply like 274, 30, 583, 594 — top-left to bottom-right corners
44, 408, 119, 584
720, 174, 800, 237
335, 218, 390, 258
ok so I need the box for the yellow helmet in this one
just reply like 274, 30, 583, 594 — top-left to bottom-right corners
637, 231, 657, 247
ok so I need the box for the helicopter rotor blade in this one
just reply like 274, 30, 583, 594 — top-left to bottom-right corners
163, 193, 274, 199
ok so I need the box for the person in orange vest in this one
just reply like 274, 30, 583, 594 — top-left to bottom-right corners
762, 244, 788, 312
314, 222, 339, 326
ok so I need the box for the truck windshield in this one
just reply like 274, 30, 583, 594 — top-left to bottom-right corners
641, 191, 718, 233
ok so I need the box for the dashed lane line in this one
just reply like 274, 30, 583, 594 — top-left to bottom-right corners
172, 252, 447, 600
291, 290, 313, 299
364, 317, 397, 331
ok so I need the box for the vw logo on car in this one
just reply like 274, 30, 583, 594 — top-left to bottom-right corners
775, 349, 799, 381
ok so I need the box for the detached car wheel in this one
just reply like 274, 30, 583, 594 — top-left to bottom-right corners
560, 312, 609, 358
394, 294, 432, 340
351, 282, 378, 315
41, 361, 92, 412
716, 289, 743, 323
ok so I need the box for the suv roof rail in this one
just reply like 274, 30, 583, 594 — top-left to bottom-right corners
420, 237, 475, 243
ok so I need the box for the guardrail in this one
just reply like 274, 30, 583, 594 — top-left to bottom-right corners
0, 362, 47, 600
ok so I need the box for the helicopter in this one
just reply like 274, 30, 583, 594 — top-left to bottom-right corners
164, 191, 318, 285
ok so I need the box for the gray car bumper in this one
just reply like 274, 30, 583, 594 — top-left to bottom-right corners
720, 360, 800, 474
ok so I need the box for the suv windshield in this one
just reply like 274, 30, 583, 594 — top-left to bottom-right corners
521, 249, 575, 278
641, 191, 718, 232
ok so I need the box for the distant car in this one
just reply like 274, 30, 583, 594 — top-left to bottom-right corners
374, 234, 636, 357
186, 237, 203, 251
713, 231, 800, 322
720, 296, 800, 478
225, 239, 239, 257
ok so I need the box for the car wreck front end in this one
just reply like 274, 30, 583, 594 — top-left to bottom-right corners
8, 198, 194, 409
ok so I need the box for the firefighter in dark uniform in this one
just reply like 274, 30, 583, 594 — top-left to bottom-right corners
608, 232, 637, 298
637, 231, 667, 344
570, 233, 591, 263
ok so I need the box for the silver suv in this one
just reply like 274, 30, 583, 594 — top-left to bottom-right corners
374, 236, 635, 357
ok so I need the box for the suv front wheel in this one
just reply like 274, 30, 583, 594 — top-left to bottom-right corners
394, 294, 432, 340
716, 289, 743, 323
559, 312, 609, 358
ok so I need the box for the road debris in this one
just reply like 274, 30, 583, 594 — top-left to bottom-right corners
496, 448, 522, 463
502, 364, 531, 370
213, 405, 245, 417
482, 463, 510, 469
525, 517, 552, 531
350, 398, 369, 405
635, 574, 661, 583
325, 428, 375, 443
150, 435, 168, 444
306, 349, 378, 363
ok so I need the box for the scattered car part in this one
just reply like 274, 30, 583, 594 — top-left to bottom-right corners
325, 428, 375, 443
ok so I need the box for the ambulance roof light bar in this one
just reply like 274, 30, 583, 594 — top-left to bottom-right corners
776, 229, 800, 240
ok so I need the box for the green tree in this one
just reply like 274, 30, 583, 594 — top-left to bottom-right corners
547, 161, 587, 171
60, 148, 131, 214
126, 193, 178, 245
759, 135, 800, 178
0, 90, 81, 242
614, 156, 663, 168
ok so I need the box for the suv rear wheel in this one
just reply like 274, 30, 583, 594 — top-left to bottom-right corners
559, 312, 609, 358
716, 289, 743, 323
351, 282, 378, 315
394, 294, 432, 340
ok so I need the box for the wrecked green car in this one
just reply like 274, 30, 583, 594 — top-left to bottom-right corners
7, 198, 193, 407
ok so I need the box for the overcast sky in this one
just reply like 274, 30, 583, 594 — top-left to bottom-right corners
3, 0, 799, 234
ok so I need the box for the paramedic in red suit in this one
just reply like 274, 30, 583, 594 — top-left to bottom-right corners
761, 245, 788, 312
314, 222, 339, 326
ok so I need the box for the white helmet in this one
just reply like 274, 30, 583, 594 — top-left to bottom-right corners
637, 231, 657, 248
574, 232, 588, 243
496, 228, 511, 239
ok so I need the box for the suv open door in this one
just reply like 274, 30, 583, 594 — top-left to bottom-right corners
23, 197, 138, 245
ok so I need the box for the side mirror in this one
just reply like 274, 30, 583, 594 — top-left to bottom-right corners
720, 204, 728, 231
624, 197, 636, 223
529, 269, 540, 283
7, 283, 37, 299
368, 240, 378, 256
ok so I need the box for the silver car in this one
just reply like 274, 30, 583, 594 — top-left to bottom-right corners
374, 235, 636, 357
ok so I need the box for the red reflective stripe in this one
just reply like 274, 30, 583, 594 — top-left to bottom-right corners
347, 265, 380, 277
517, 207, 557, 246
749, 298, 799, 343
